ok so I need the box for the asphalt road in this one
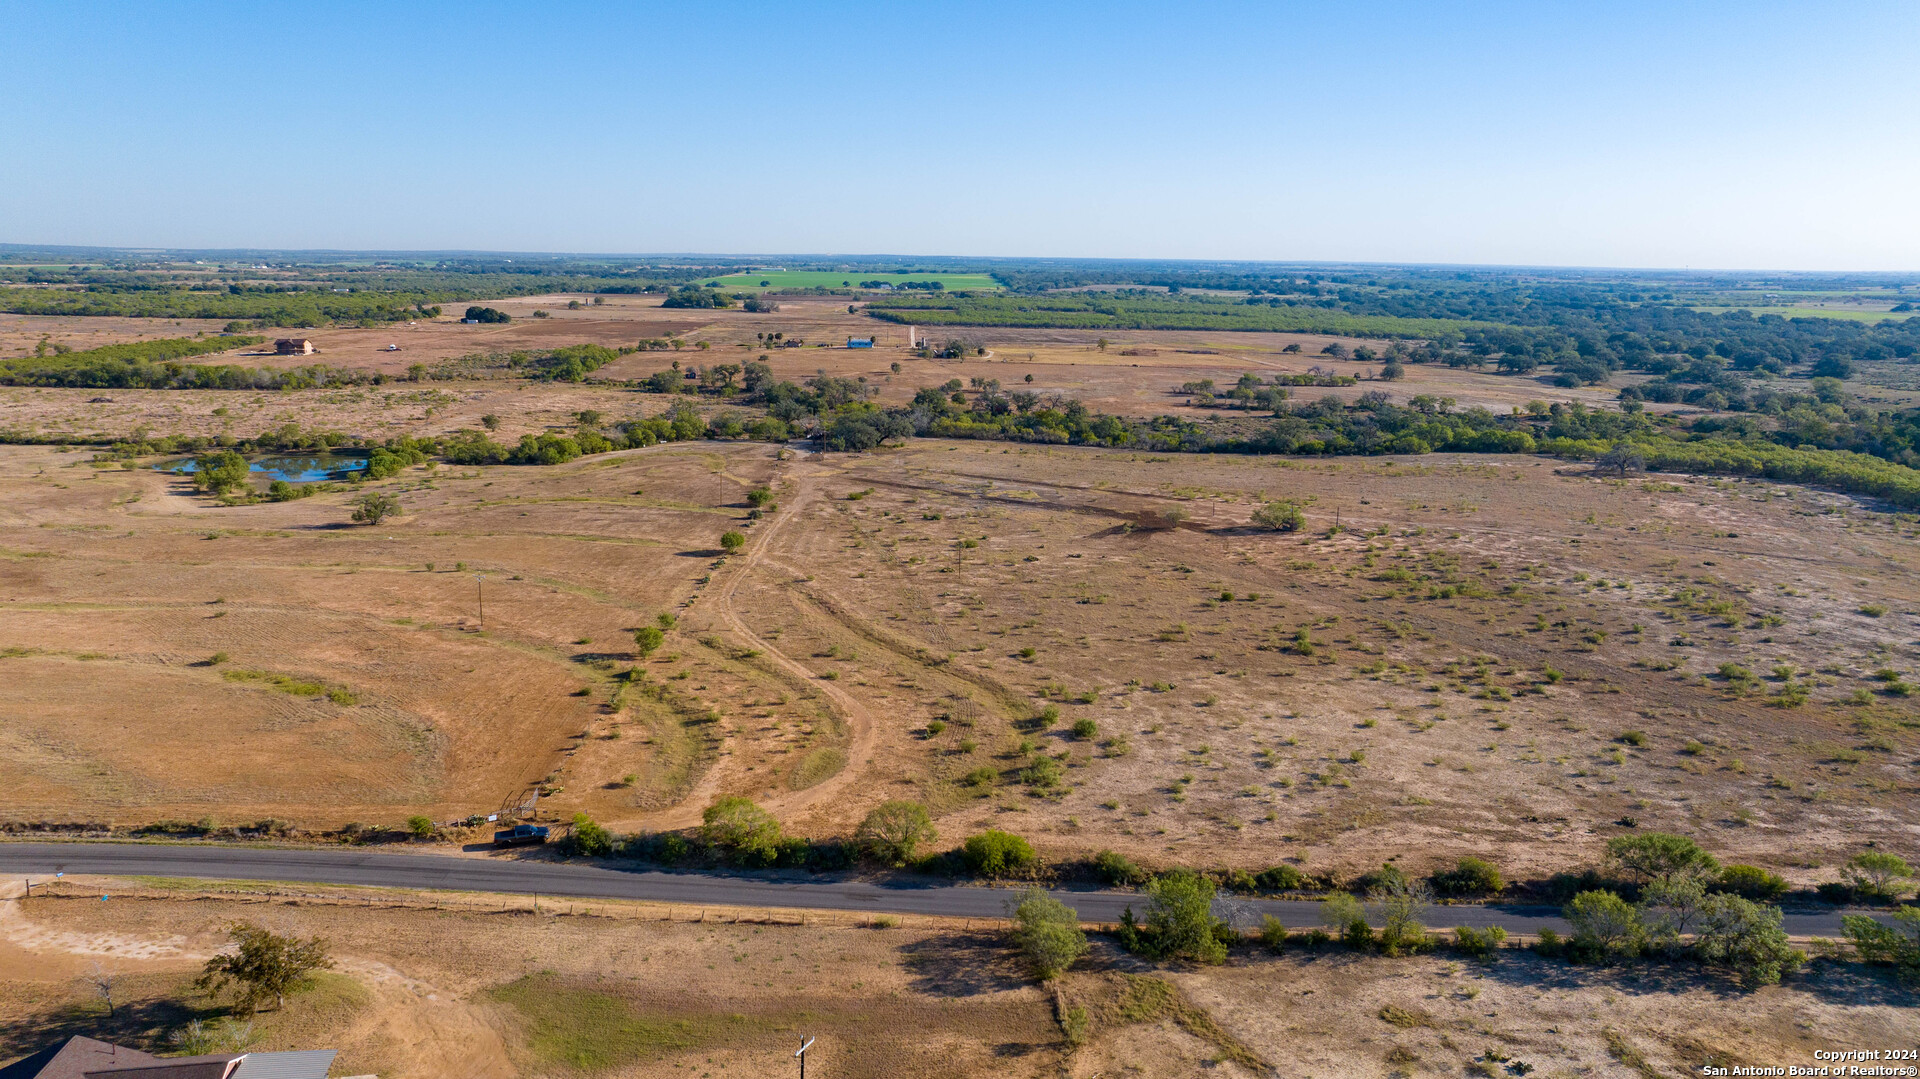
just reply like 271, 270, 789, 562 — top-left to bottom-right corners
0, 842, 1869, 937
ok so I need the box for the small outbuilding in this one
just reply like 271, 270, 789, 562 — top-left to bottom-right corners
846, 337, 873, 349
273, 338, 315, 356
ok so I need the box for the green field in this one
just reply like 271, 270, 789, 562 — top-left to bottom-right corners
1692, 305, 1917, 323
701, 270, 1001, 292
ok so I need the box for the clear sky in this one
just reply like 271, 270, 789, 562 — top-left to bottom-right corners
2, 0, 1915, 270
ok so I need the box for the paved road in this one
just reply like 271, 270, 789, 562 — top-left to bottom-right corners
0, 842, 1868, 937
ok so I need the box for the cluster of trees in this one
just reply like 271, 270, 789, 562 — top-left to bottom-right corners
0, 334, 270, 387
866, 292, 1476, 339
438, 401, 714, 465
661, 286, 736, 309
463, 305, 510, 323
0, 285, 451, 327
528, 343, 625, 381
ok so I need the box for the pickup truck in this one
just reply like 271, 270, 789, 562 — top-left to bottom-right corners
492, 823, 549, 847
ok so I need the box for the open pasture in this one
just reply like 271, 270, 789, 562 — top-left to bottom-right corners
4, 428, 1919, 888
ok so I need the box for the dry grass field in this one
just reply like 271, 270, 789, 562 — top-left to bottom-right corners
4, 422, 1918, 887
2, 880, 1914, 1079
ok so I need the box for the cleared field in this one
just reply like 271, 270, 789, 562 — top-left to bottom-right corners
702, 270, 1002, 292
3, 881, 1914, 1079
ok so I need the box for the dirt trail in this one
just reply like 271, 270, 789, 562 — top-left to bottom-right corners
647, 453, 882, 828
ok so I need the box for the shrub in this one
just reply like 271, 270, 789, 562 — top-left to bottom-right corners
1355, 863, 1409, 894
719, 530, 746, 554
746, 486, 774, 507
1070, 717, 1099, 740
1453, 925, 1507, 961
1258, 915, 1289, 952
1715, 864, 1788, 902
1252, 500, 1305, 531
563, 812, 615, 857
1142, 871, 1228, 964
1843, 851, 1913, 903
701, 796, 783, 866
1606, 831, 1718, 884
1010, 888, 1087, 980
349, 491, 400, 526
855, 800, 936, 865
1637, 876, 1708, 953
1255, 864, 1310, 892
1094, 849, 1149, 886
1432, 857, 1505, 897
405, 815, 434, 838
1618, 730, 1648, 747
1376, 879, 1434, 957
1843, 907, 1920, 982
1564, 890, 1643, 961
1021, 755, 1064, 789
632, 626, 664, 657
1694, 894, 1802, 987
1319, 892, 1369, 950
962, 829, 1036, 878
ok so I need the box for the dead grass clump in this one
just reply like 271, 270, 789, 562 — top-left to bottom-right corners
1376, 1003, 1434, 1029
1099, 975, 1270, 1073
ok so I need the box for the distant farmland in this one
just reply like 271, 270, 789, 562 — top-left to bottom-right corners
701, 270, 1002, 292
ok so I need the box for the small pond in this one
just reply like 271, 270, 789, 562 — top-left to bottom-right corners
157, 453, 370, 483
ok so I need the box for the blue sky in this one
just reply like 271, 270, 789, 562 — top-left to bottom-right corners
2, 1, 1915, 269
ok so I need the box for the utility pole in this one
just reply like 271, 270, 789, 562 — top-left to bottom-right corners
474, 574, 485, 628
795, 1037, 814, 1079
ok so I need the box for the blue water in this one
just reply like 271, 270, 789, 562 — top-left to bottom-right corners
158, 453, 370, 483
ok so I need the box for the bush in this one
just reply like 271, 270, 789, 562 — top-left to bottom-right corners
1695, 894, 1802, 987
563, 812, 615, 857
1606, 832, 1718, 884
350, 491, 400, 526
1375, 879, 1434, 957
1564, 890, 1643, 961
1843, 907, 1920, 982
1251, 500, 1305, 531
1715, 864, 1788, 902
1010, 888, 1087, 980
1255, 864, 1311, 892
701, 796, 783, 866
1070, 717, 1099, 740
1094, 849, 1149, 886
1843, 851, 1913, 903
633, 625, 664, 657
405, 815, 434, 838
1355, 863, 1409, 895
1259, 915, 1289, 953
1142, 871, 1228, 964
1432, 857, 1505, 897
855, 800, 936, 865
1021, 755, 1063, 789
1453, 925, 1507, 961
962, 765, 998, 788
1319, 892, 1370, 950
719, 530, 746, 554
962, 829, 1036, 878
